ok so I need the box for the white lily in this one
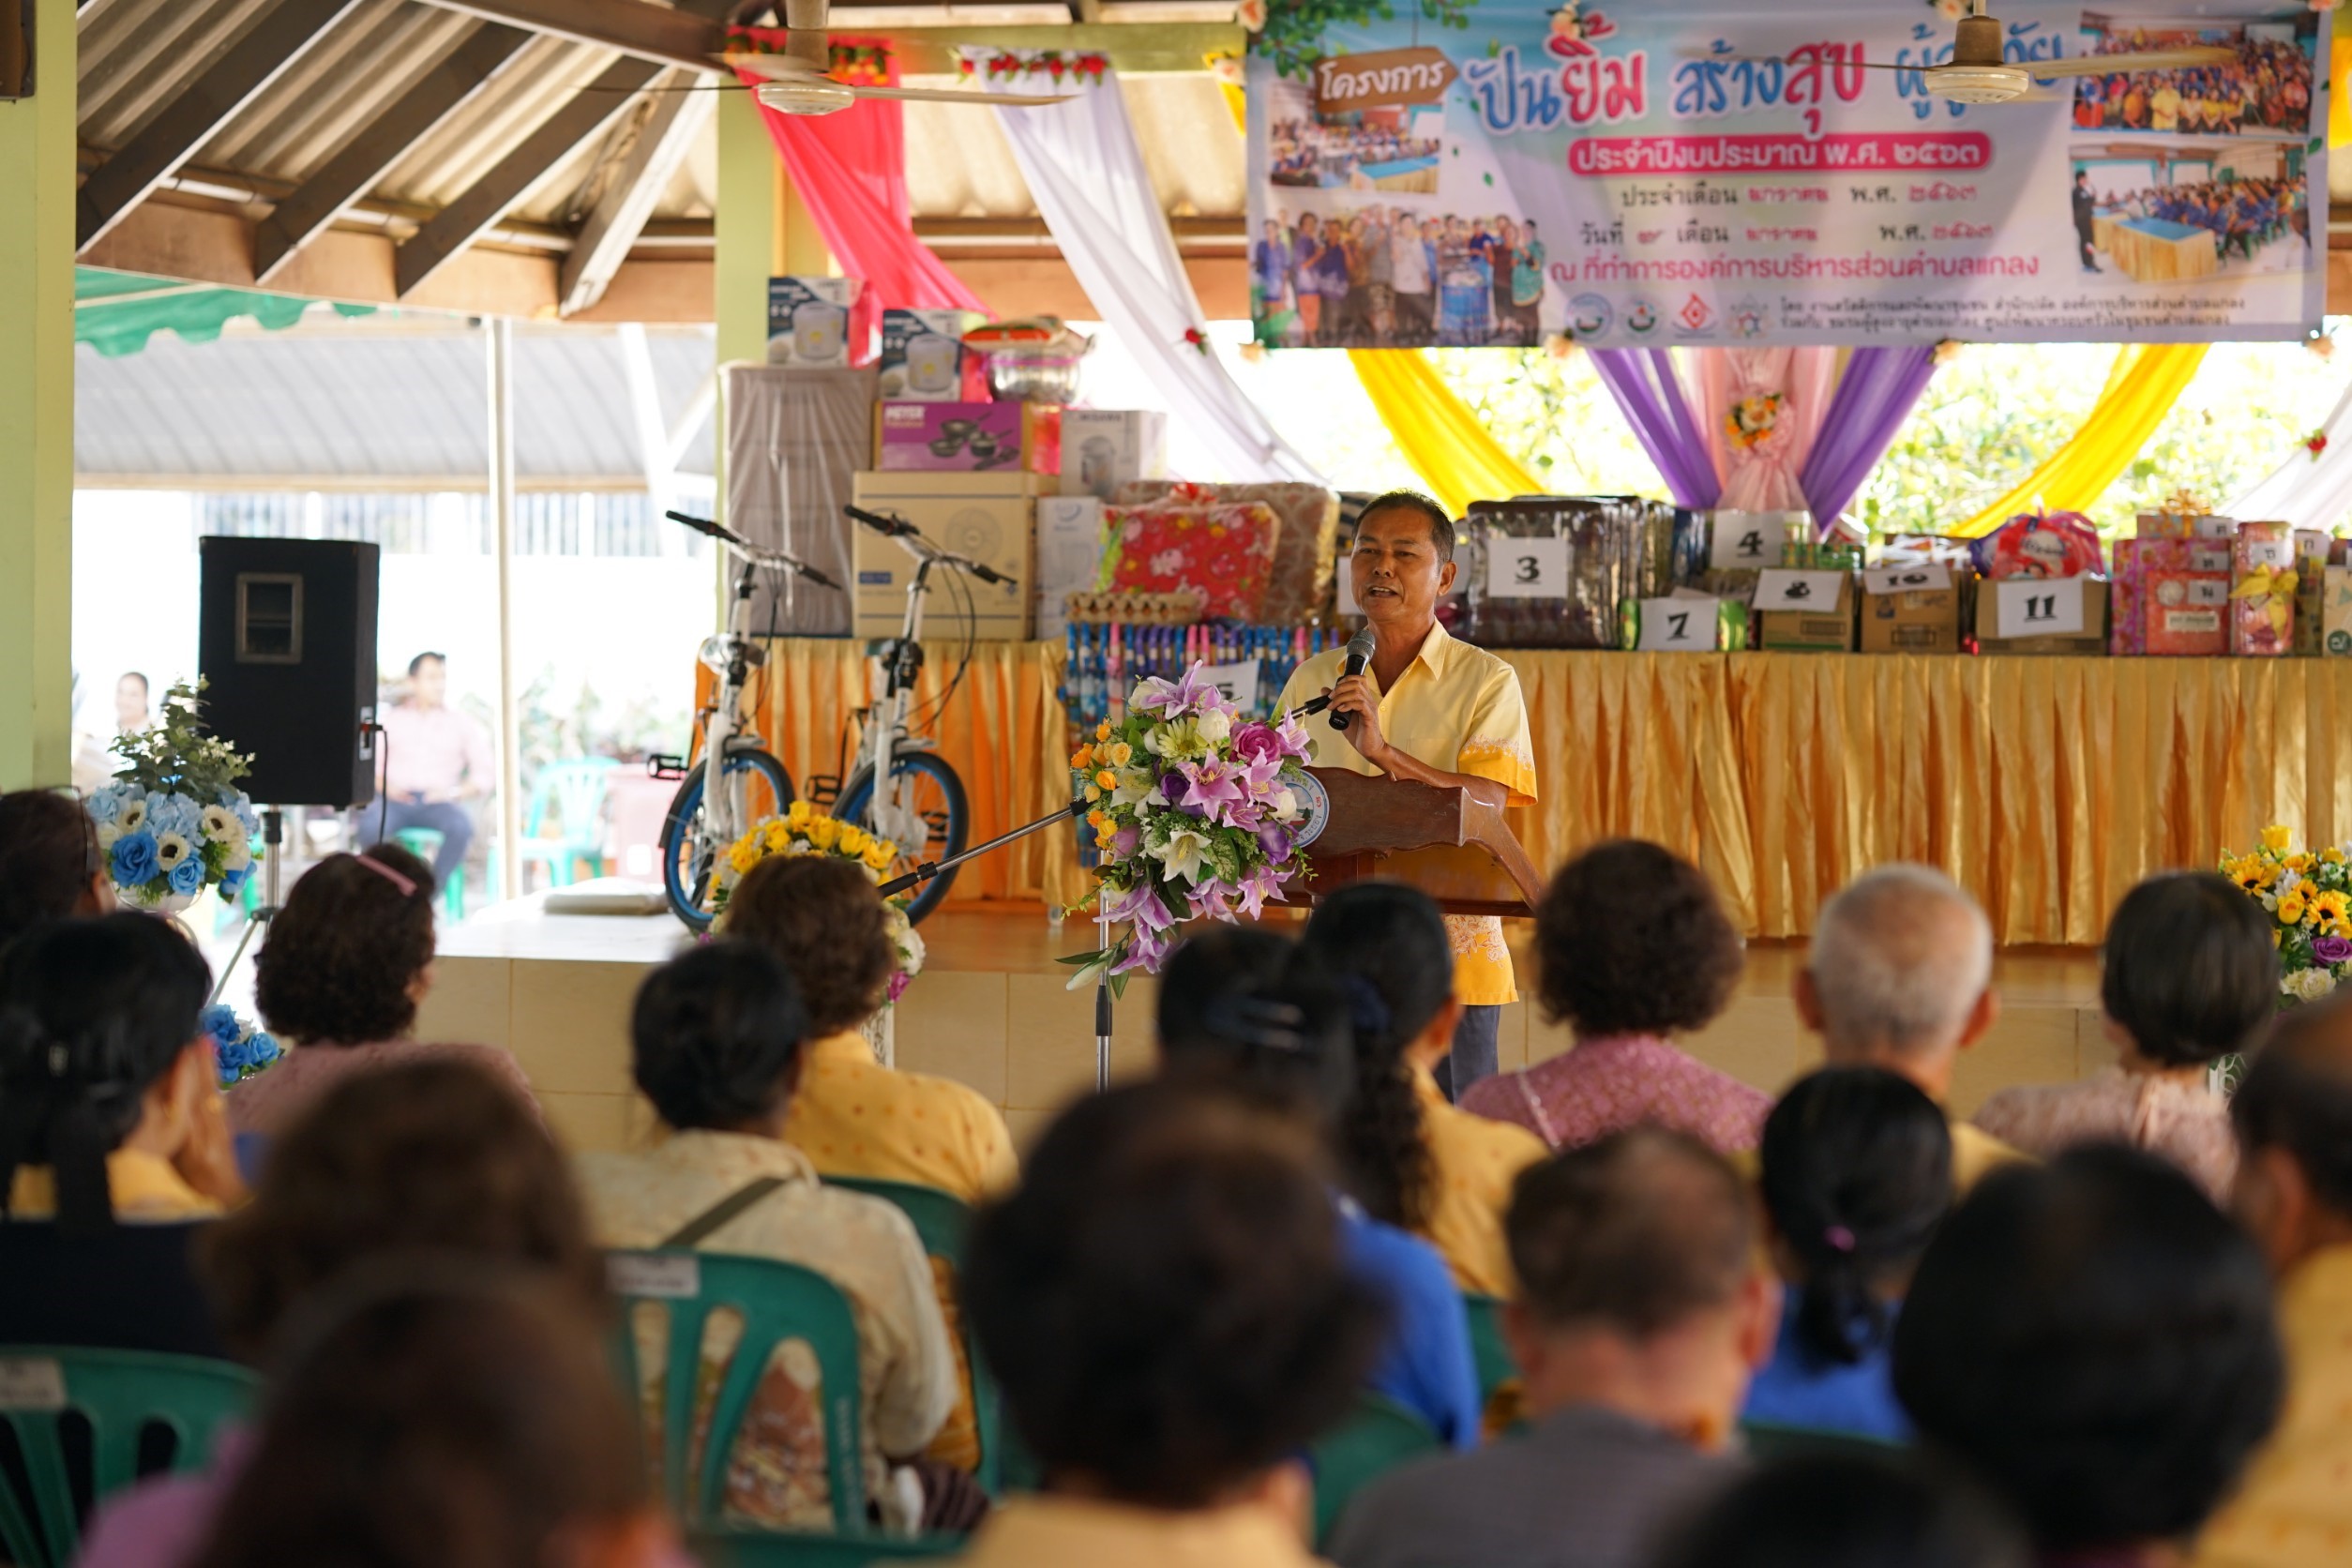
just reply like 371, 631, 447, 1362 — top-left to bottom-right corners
1151, 823, 1214, 885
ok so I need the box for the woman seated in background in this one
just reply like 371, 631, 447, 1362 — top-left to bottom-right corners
723, 855, 1016, 1205
81, 1057, 604, 1568
1157, 927, 1480, 1451
0, 788, 112, 949
186, 1271, 675, 1568
0, 913, 243, 1356
1461, 839, 1767, 1156
1742, 1067, 1954, 1444
233, 843, 537, 1138
1975, 871, 2272, 1201
950, 1080, 1386, 1568
1651, 1452, 2028, 1568
1301, 882, 1545, 1298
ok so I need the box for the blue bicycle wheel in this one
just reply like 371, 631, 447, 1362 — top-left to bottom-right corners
836, 750, 968, 925
659, 748, 794, 930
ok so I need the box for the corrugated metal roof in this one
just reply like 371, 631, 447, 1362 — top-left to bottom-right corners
75, 319, 718, 487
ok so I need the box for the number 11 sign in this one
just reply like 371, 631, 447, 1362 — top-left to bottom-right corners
1993, 578, 2088, 639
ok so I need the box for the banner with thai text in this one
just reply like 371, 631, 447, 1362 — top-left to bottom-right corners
1244, 0, 2327, 348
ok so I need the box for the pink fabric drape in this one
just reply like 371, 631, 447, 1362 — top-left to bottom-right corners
733, 30, 988, 324
1691, 347, 1837, 513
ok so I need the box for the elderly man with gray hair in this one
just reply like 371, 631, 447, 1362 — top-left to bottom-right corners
1793, 865, 2030, 1192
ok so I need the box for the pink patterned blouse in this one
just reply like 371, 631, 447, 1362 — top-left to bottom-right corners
1971, 1067, 2237, 1201
1458, 1034, 1772, 1155
225, 1038, 541, 1139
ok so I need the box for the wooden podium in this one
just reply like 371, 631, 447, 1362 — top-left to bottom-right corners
1291, 767, 1544, 918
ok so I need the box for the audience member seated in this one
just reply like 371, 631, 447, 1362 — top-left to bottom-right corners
1976, 872, 2269, 1200
724, 855, 1016, 1203
184, 1269, 676, 1568
951, 1080, 1385, 1568
1461, 840, 1767, 1155
0, 788, 112, 948
1648, 1452, 2029, 1568
1157, 927, 1480, 1451
575, 941, 968, 1532
1741, 1067, 1952, 1444
232, 844, 536, 1138
1796, 866, 2028, 1190
0, 914, 242, 1356
1302, 882, 1546, 1296
2192, 998, 2352, 1567
1893, 1148, 2284, 1567
1327, 1129, 1775, 1568
80, 1057, 604, 1568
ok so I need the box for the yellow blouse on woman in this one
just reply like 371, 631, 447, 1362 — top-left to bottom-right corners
1413, 1063, 1547, 1295
8, 1150, 222, 1222
1275, 621, 1538, 1006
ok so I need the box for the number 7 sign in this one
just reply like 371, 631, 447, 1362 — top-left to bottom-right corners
1635, 596, 1720, 651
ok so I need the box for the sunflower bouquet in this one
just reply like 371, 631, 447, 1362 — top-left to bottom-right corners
714, 802, 923, 1003
2220, 824, 2352, 1006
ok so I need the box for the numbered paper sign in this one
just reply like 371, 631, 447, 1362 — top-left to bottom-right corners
1709, 512, 1783, 571
1862, 565, 1952, 596
1993, 578, 2088, 638
1752, 569, 1846, 613
1201, 659, 1260, 714
1636, 596, 1718, 652
1486, 536, 1568, 598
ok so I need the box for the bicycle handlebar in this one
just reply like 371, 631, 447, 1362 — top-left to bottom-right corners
843, 505, 1018, 588
664, 510, 841, 591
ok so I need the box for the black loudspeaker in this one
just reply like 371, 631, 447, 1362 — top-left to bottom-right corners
198, 537, 381, 808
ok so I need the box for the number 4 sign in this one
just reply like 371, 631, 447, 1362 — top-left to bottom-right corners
1993, 578, 2088, 639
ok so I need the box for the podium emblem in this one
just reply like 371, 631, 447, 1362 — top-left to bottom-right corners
1289, 770, 1333, 849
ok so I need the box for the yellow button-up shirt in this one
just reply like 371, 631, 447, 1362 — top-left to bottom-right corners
948, 1497, 1323, 1568
8, 1149, 223, 1223
1275, 621, 1539, 1006
783, 1030, 1018, 1207
1413, 1063, 1547, 1296
2194, 1246, 2352, 1568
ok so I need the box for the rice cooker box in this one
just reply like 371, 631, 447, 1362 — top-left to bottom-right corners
879, 309, 986, 401
1060, 410, 1169, 502
766, 277, 862, 369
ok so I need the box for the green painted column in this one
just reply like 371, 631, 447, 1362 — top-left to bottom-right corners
0, 0, 73, 789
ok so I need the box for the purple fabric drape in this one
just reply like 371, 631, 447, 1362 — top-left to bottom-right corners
1589, 348, 1723, 508
1797, 345, 1939, 533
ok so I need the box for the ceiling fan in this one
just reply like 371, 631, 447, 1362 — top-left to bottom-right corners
719, 0, 1077, 114
1716, 0, 2234, 106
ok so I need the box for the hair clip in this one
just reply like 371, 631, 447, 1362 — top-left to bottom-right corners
1337, 974, 1392, 1038
1202, 996, 1315, 1056
349, 852, 419, 899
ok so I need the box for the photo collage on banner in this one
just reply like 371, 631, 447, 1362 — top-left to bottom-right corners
1244, 0, 2329, 349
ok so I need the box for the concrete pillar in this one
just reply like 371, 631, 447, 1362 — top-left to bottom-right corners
0, 0, 74, 789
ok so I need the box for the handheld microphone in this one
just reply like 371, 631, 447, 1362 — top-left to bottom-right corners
1330, 628, 1377, 732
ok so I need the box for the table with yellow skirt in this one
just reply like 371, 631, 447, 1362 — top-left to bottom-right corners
2092, 213, 2220, 282
722, 643, 2352, 946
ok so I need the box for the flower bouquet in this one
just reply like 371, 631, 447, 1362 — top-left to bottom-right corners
2221, 826, 2352, 1006
86, 680, 262, 915
1061, 661, 1317, 990
203, 1003, 282, 1091
715, 802, 924, 1003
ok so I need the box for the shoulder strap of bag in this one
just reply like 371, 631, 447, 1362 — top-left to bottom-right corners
659, 1176, 787, 1249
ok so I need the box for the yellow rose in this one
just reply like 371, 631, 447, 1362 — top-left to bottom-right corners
2326, 847, 2346, 866
1095, 769, 1119, 792
837, 826, 867, 856
787, 799, 812, 826
764, 822, 791, 850
2287, 853, 2314, 875
1071, 746, 1094, 770
863, 841, 896, 871
729, 841, 761, 874
807, 818, 839, 851
1085, 783, 1102, 803
1108, 742, 1134, 766
2261, 824, 2293, 854
1096, 826, 1116, 849
2274, 927, 2284, 948
1095, 722, 1113, 742
2279, 890, 2307, 926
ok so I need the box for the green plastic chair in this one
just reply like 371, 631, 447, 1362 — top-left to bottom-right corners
825, 1177, 1005, 1496
1738, 1420, 1905, 1463
519, 758, 617, 888
390, 828, 467, 919
689, 1525, 963, 1568
1309, 1392, 1440, 1547
1461, 1294, 1515, 1413
604, 1248, 868, 1533
0, 1347, 259, 1568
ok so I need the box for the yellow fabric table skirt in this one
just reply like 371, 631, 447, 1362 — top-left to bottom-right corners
742, 642, 2352, 944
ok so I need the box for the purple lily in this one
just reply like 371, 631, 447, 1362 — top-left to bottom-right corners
1131, 661, 1219, 719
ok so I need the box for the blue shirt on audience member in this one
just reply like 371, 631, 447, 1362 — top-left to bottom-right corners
1338, 1198, 1482, 1451
1738, 1285, 1910, 1444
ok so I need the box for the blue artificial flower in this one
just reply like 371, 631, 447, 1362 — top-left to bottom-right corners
218, 786, 260, 838
247, 1030, 281, 1069
219, 866, 249, 899
167, 854, 204, 898
145, 792, 203, 842
199, 1003, 242, 1050
111, 830, 160, 887
87, 783, 130, 825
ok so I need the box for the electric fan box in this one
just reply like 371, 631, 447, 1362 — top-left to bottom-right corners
850, 471, 1043, 642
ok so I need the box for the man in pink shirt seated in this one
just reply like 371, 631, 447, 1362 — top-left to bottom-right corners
372, 652, 493, 883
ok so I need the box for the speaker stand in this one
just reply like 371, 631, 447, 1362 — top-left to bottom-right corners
206, 807, 285, 1009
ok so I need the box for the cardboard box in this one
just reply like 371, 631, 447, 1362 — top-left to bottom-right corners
1755, 570, 1855, 652
878, 309, 984, 401
1034, 496, 1107, 641
766, 277, 861, 368
850, 471, 1040, 641
1861, 582, 1962, 654
2324, 565, 2352, 656
1972, 577, 2109, 655
1061, 410, 1169, 501
876, 400, 1062, 475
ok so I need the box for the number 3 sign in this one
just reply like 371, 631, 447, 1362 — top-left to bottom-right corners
1486, 536, 1568, 598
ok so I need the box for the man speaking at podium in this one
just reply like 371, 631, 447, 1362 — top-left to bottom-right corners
1276, 490, 1538, 1098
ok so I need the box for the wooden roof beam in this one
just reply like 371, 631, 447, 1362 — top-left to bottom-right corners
412, 0, 723, 71
558, 68, 715, 315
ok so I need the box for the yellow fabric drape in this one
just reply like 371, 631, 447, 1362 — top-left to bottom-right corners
2333, 23, 2352, 150
1953, 343, 2208, 535
1349, 349, 1544, 517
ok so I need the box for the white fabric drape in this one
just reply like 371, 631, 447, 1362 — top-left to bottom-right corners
2227, 365, 2352, 529
975, 57, 1326, 486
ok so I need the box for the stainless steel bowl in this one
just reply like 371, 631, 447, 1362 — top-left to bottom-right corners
972, 328, 1093, 402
